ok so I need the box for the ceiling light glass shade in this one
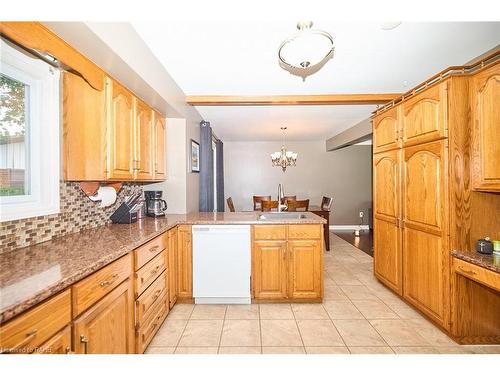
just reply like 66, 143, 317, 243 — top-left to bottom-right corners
278, 21, 335, 81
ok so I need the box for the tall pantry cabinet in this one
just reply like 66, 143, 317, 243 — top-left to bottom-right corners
373, 75, 471, 331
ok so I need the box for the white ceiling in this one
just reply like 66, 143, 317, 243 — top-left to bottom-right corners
132, 20, 500, 141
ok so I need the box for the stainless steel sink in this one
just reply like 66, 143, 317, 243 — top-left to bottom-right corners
257, 212, 307, 221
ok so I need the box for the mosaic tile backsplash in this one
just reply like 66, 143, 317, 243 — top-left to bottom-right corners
0, 182, 143, 254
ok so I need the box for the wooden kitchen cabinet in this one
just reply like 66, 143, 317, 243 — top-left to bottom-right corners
177, 225, 193, 300
154, 112, 167, 180
39, 326, 72, 354
107, 78, 135, 180
63, 72, 107, 181
252, 240, 288, 299
401, 82, 448, 147
373, 150, 402, 295
373, 106, 401, 154
252, 224, 323, 301
287, 240, 322, 299
134, 98, 154, 180
471, 62, 500, 191
402, 140, 449, 329
167, 227, 178, 308
73, 280, 135, 354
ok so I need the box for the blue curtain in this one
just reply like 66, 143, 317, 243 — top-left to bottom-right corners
216, 139, 225, 212
199, 121, 213, 212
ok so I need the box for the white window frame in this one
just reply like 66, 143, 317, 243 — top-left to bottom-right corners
0, 40, 60, 222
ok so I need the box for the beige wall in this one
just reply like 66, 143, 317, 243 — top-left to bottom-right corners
223, 141, 372, 225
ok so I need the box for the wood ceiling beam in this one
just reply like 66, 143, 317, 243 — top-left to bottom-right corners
186, 93, 402, 106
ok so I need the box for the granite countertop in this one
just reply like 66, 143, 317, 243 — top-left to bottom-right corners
0, 212, 325, 323
451, 250, 500, 274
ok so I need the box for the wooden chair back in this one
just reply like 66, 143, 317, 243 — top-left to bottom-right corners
261, 200, 279, 212
227, 197, 235, 212
253, 195, 271, 210
287, 199, 309, 212
321, 196, 333, 211
281, 195, 297, 204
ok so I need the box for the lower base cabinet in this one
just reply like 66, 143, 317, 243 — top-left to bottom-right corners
39, 326, 72, 354
252, 225, 323, 301
373, 218, 402, 295
73, 280, 135, 354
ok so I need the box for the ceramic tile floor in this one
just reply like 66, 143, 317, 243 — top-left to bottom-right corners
146, 233, 500, 355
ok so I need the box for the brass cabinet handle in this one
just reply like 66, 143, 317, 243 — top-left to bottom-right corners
149, 245, 160, 253
80, 335, 89, 354
150, 265, 161, 275
65, 346, 75, 354
458, 266, 477, 276
152, 289, 162, 302
100, 273, 119, 288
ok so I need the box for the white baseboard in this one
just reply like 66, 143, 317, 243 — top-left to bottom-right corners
329, 225, 370, 231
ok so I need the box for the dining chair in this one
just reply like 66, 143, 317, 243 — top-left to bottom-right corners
227, 197, 235, 212
253, 195, 271, 211
261, 200, 279, 212
287, 199, 309, 212
281, 195, 297, 205
321, 196, 333, 211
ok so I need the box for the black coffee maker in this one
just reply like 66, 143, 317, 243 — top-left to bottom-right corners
144, 191, 167, 217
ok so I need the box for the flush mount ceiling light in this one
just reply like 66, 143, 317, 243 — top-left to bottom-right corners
271, 127, 298, 172
278, 21, 335, 81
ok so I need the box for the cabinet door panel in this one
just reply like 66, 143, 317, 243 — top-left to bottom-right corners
288, 240, 322, 299
135, 99, 154, 180
472, 63, 500, 191
403, 227, 448, 327
39, 326, 72, 354
168, 228, 178, 308
73, 280, 134, 354
402, 83, 447, 147
374, 218, 402, 295
154, 113, 166, 180
252, 241, 287, 299
373, 106, 400, 153
108, 79, 134, 180
403, 141, 446, 235
177, 226, 192, 299
373, 150, 400, 223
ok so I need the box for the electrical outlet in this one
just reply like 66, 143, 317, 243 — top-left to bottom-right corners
359, 211, 364, 218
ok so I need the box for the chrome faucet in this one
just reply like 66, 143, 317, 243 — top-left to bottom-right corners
277, 183, 287, 212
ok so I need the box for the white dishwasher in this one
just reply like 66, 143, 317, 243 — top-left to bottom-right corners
192, 225, 251, 304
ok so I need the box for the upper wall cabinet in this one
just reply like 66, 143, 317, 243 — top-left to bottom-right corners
401, 82, 448, 147
373, 106, 401, 154
107, 78, 135, 180
153, 112, 167, 180
134, 99, 154, 180
63, 72, 107, 181
471, 62, 500, 191
63, 75, 166, 182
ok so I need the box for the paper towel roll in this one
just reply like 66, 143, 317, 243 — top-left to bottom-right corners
88, 186, 117, 208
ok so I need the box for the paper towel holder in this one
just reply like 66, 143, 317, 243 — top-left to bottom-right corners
79, 182, 123, 198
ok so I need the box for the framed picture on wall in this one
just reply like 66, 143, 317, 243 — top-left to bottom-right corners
190, 139, 200, 173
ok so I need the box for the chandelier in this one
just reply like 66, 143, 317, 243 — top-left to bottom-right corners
271, 127, 298, 172
278, 21, 335, 81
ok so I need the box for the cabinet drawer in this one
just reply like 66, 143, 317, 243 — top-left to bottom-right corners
0, 290, 71, 354
135, 250, 166, 297
134, 234, 167, 271
136, 296, 168, 353
72, 254, 132, 317
254, 225, 286, 240
136, 270, 168, 325
453, 258, 500, 293
288, 225, 321, 240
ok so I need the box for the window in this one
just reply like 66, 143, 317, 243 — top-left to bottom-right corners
0, 40, 60, 221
